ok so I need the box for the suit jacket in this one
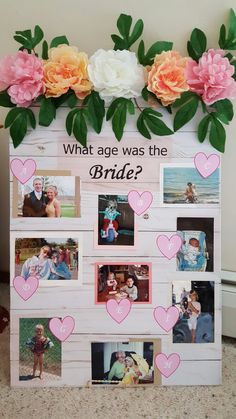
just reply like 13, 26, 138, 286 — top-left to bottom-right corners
22, 191, 47, 217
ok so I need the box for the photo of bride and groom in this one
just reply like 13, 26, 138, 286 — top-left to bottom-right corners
15, 174, 80, 218
15, 237, 80, 281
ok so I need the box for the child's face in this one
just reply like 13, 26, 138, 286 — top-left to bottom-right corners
190, 292, 197, 301
127, 278, 134, 287
125, 358, 133, 367
36, 327, 43, 337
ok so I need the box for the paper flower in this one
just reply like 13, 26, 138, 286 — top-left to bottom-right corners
43, 45, 92, 99
88, 49, 145, 101
0, 50, 44, 107
186, 49, 236, 105
147, 50, 189, 106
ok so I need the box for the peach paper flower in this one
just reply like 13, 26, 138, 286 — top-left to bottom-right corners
43, 45, 92, 99
147, 50, 189, 106
0, 50, 44, 107
185, 49, 236, 105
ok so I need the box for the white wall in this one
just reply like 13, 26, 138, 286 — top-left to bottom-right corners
0, 0, 235, 272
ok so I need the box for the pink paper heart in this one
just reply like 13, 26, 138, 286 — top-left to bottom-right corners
13, 276, 39, 301
49, 316, 75, 342
106, 299, 131, 323
194, 152, 220, 178
155, 353, 180, 378
128, 190, 153, 216
10, 158, 37, 184
153, 306, 179, 332
156, 234, 182, 260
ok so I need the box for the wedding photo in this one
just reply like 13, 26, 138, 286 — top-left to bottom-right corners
95, 263, 151, 304
176, 217, 214, 272
91, 340, 157, 385
97, 195, 135, 246
19, 318, 61, 382
172, 280, 215, 344
160, 164, 220, 206
15, 237, 80, 281
13, 174, 80, 218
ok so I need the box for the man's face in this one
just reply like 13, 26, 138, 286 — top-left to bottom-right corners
33, 180, 42, 193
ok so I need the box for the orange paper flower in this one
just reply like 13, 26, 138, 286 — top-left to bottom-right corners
43, 45, 92, 99
147, 51, 189, 106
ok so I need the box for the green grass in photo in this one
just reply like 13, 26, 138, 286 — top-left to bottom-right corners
61, 204, 75, 217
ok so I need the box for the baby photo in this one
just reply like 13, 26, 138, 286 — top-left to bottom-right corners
176, 217, 214, 272
95, 263, 151, 304
160, 164, 220, 205
13, 173, 80, 218
15, 236, 81, 281
91, 340, 158, 385
172, 281, 215, 344
97, 195, 135, 246
19, 318, 61, 381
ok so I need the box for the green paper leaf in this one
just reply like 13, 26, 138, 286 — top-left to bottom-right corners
66, 109, 78, 136
84, 91, 105, 133
73, 110, 87, 146
111, 34, 126, 50
137, 113, 151, 139
112, 13, 143, 50
141, 86, 149, 102
228, 8, 236, 41
190, 28, 207, 55
197, 114, 211, 143
127, 99, 135, 115
5, 108, 25, 128
50, 36, 69, 48
112, 103, 127, 141
0, 91, 16, 108
39, 97, 56, 126
5, 108, 28, 148
117, 14, 132, 41
15, 29, 32, 38
138, 40, 145, 64
145, 41, 173, 62
172, 91, 198, 108
187, 40, 199, 61
13, 35, 32, 50
42, 40, 49, 59
209, 116, 226, 153
67, 92, 78, 109
174, 96, 199, 131
212, 99, 234, 123
219, 24, 226, 48
33, 25, 44, 46
142, 108, 173, 136
26, 109, 36, 129
128, 19, 144, 47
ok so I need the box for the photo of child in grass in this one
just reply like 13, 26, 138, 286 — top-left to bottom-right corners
15, 174, 80, 218
19, 318, 61, 381
15, 237, 79, 281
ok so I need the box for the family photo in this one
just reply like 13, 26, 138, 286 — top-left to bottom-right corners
14, 174, 80, 218
15, 237, 80, 281
96, 264, 151, 303
91, 341, 155, 385
172, 281, 215, 344
161, 165, 220, 205
176, 217, 214, 272
97, 195, 135, 246
19, 318, 61, 381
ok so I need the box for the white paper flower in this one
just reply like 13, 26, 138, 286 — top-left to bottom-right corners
88, 49, 145, 101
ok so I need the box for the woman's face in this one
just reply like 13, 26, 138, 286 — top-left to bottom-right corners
117, 353, 125, 363
46, 188, 55, 200
190, 292, 197, 301
127, 278, 134, 287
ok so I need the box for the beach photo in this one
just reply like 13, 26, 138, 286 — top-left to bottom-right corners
176, 217, 214, 272
15, 236, 81, 282
97, 195, 135, 246
91, 340, 158, 385
19, 318, 61, 381
95, 263, 151, 304
160, 164, 220, 206
172, 281, 215, 344
13, 173, 80, 218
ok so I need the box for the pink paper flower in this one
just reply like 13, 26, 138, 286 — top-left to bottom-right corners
186, 49, 236, 105
0, 50, 44, 107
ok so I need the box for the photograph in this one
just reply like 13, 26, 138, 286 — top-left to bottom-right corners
160, 164, 220, 206
172, 280, 215, 344
95, 263, 151, 304
91, 340, 159, 385
15, 237, 80, 281
176, 217, 214, 272
97, 195, 135, 246
19, 318, 61, 381
13, 173, 80, 218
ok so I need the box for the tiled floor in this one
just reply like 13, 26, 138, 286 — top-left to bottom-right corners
0, 283, 235, 419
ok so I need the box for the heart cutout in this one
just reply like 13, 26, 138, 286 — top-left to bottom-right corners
106, 299, 131, 323
13, 276, 39, 301
153, 306, 179, 332
194, 152, 220, 178
49, 316, 75, 342
10, 158, 36, 184
155, 353, 180, 378
128, 190, 153, 216
156, 234, 182, 260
